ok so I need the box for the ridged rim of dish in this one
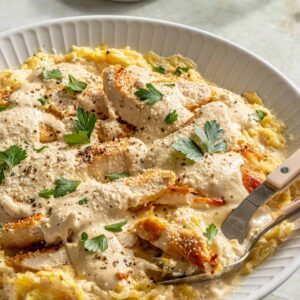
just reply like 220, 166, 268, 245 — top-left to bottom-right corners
0, 15, 299, 300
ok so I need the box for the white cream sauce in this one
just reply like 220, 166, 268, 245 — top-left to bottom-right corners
0, 57, 283, 299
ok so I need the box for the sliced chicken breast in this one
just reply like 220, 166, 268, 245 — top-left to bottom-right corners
78, 137, 147, 181
0, 214, 44, 248
135, 216, 216, 270
6, 245, 70, 271
103, 65, 194, 141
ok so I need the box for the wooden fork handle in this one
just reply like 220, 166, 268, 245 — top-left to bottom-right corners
267, 149, 300, 190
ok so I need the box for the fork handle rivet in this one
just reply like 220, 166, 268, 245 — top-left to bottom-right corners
280, 167, 289, 174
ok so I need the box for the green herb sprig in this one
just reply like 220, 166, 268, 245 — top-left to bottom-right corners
81, 232, 108, 252
253, 110, 267, 122
39, 177, 80, 198
164, 110, 178, 125
42, 68, 63, 80
0, 145, 27, 184
64, 108, 96, 145
152, 65, 166, 74
66, 74, 87, 93
172, 120, 227, 162
135, 83, 163, 105
174, 66, 189, 76
105, 172, 129, 181
105, 220, 128, 233
203, 223, 218, 244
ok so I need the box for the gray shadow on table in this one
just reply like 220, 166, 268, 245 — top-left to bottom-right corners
58, 0, 280, 33
59, 0, 158, 14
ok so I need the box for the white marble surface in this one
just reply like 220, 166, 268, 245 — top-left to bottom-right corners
0, 0, 299, 299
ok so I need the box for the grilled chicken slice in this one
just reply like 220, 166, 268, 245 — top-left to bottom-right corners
155, 186, 225, 207
1, 170, 176, 248
96, 118, 135, 142
39, 123, 57, 143
135, 216, 215, 270
78, 137, 147, 181
103, 65, 194, 141
0, 107, 65, 146
8, 62, 111, 120
6, 245, 70, 271
0, 214, 44, 249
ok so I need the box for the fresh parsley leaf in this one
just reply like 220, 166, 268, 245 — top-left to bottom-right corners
78, 198, 88, 205
174, 66, 189, 76
64, 108, 96, 145
172, 138, 203, 162
104, 220, 128, 233
193, 120, 227, 154
81, 232, 88, 241
152, 65, 166, 74
164, 110, 178, 125
0, 166, 4, 184
203, 223, 218, 244
66, 74, 87, 93
253, 110, 267, 122
63, 131, 90, 145
172, 121, 227, 162
0, 105, 16, 112
81, 232, 108, 252
134, 83, 163, 105
38, 178, 80, 198
105, 172, 129, 181
37, 97, 47, 105
164, 83, 175, 87
0, 145, 27, 170
39, 189, 55, 199
53, 177, 80, 198
42, 67, 63, 80
75, 108, 97, 139
33, 146, 48, 153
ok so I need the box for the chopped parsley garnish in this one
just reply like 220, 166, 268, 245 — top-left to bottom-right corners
39, 177, 80, 198
0, 145, 27, 170
134, 83, 163, 105
105, 172, 129, 181
0, 145, 27, 184
78, 198, 88, 205
64, 108, 96, 145
152, 65, 166, 74
75, 108, 97, 139
66, 74, 87, 93
81, 232, 108, 252
164, 83, 175, 87
174, 66, 189, 76
0, 105, 16, 112
38, 189, 55, 199
37, 97, 47, 105
253, 110, 267, 122
0, 166, 4, 184
164, 110, 178, 125
203, 223, 218, 244
42, 67, 63, 80
173, 138, 203, 162
193, 120, 227, 154
64, 131, 90, 145
172, 120, 227, 162
104, 220, 128, 233
33, 146, 48, 153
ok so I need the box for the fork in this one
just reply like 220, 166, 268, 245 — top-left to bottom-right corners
155, 198, 300, 285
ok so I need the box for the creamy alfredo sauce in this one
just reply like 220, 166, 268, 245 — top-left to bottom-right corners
0, 59, 280, 299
